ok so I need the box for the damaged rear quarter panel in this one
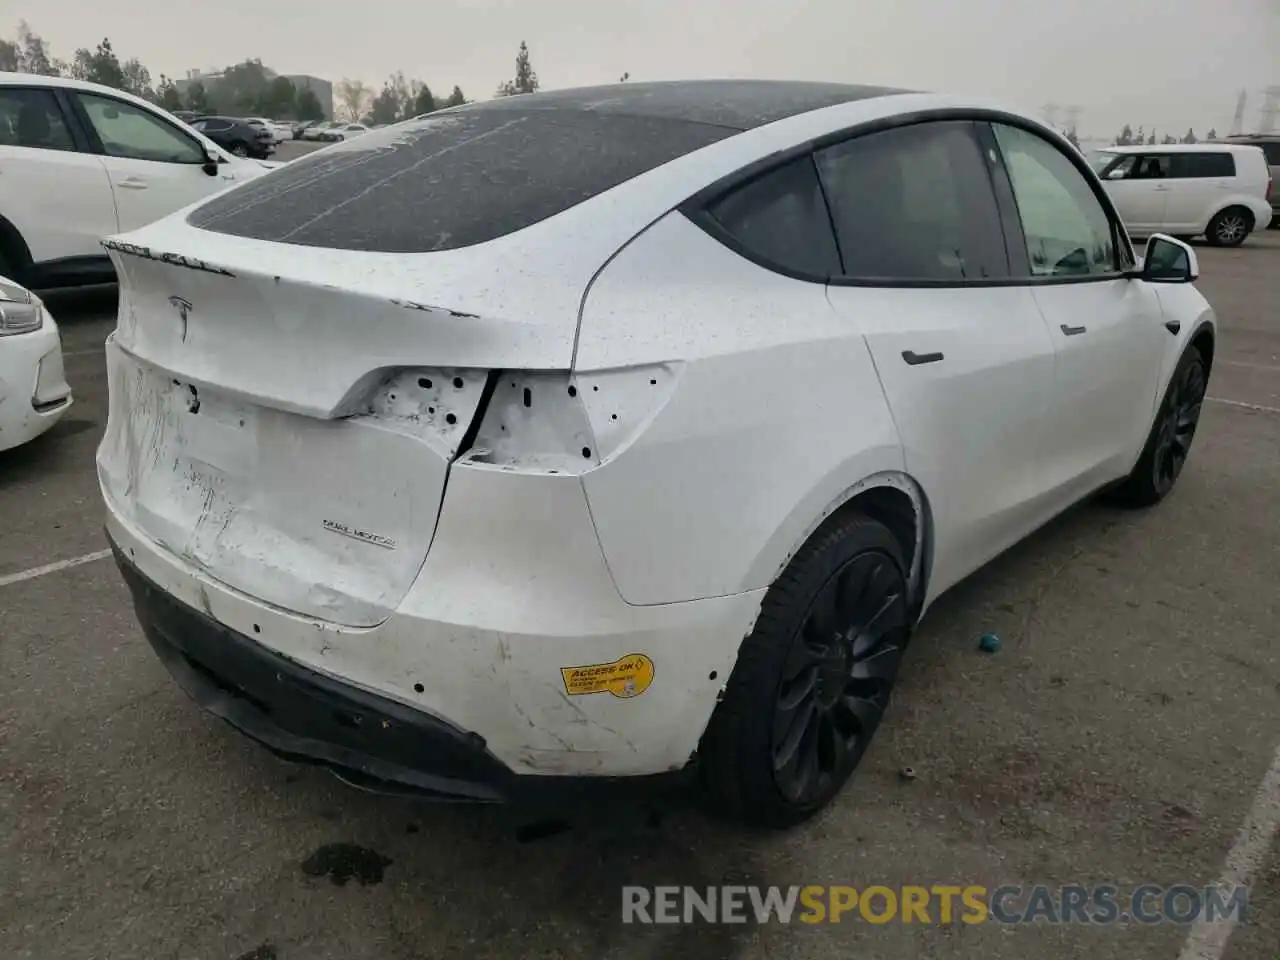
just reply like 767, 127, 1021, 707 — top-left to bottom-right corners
576, 211, 905, 606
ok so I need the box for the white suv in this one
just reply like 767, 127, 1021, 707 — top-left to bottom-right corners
1094, 142, 1273, 246
0, 73, 276, 290
99, 83, 1217, 827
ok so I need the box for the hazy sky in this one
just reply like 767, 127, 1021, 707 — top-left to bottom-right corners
10, 0, 1278, 137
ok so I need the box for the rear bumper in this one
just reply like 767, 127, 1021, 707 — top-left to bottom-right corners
102, 460, 765, 781
115, 544, 516, 801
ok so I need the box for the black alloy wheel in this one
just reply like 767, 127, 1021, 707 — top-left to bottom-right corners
699, 513, 912, 828
772, 552, 909, 805
1151, 351, 1206, 497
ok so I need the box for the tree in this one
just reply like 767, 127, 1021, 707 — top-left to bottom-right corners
1147, 133, 1156, 145
407, 83, 436, 118
336, 78, 371, 122
1181, 128, 1197, 144
257, 76, 297, 118
619, 72, 630, 82
186, 81, 209, 113
496, 40, 539, 97
369, 78, 404, 125
1065, 129, 1081, 150
1207, 127, 1218, 140
1136, 125, 1145, 144
156, 75, 183, 111
1162, 134, 1177, 144
444, 85, 466, 107
1116, 124, 1134, 145
295, 87, 325, 121
121, 58, 153, 99
0, 39, 19, 72
17, 21, 61, 76
71, 38, 126, 90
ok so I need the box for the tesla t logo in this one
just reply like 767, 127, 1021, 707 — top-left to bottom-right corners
168, 296, 193, 342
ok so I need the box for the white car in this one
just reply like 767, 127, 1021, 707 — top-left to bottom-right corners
1094, 142, 1273, 246
0, 72, 277, 290
300, 120, 341, 141
98, 82, 1215, 828
320, 122, 369, 142
0, 275, 71, 452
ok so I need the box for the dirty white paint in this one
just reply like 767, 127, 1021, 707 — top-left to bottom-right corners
98, 334, 485, 627
1176, 742, 1280, 960
0, 549, 111, 588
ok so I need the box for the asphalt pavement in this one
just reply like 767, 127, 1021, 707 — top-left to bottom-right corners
1, 233, 1278, 960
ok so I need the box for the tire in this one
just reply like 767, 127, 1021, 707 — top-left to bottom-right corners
1205, 207, 1252, 247
231, 142, 250, 158
1109, 345, 1207, 507
699, 512, 911, 828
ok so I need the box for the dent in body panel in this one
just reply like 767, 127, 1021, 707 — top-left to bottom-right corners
576, 211, 905, 605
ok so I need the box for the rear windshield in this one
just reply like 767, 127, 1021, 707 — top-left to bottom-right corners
187, 107, 733, 252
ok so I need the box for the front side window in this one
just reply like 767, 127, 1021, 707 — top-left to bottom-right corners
1170, 153, 1235, 178
992, 122, 1119, 278
705, 156, 841, 278
0, 88, 75, 152
75, 93, 205, 164
815, 120, 1009, 281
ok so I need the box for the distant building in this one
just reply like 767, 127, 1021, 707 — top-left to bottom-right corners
173, 67, 333, 119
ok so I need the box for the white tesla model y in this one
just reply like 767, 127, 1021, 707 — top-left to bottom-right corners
98, 81, 1215, 827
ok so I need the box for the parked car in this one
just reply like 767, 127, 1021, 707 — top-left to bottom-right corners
1094, 143, 1273, 246
1223, 134, 1280, 225
99, 80, 1216, 828
300, 120, 340, 141
0, 72, 277, 289
188, 116, 274, 159
0, 274, 71, 451
270, 120, 295, 142
319, 122, 369, 142
292, 119, 322, 139
172, 109, 198, 124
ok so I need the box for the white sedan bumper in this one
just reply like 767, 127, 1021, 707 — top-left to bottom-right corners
0, 312, 72, 453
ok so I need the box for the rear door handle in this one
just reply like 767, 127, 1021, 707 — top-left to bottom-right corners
117, 177, 148, 190
1060, 324, 1087, 336
902, 350, 944, 366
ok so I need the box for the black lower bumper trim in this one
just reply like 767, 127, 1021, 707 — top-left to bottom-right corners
111, 540, 691, 806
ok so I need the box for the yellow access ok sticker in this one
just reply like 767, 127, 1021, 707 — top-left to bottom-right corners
560, 654, 655, 698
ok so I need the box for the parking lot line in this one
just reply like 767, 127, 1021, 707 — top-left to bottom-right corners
1206, 397, 1280, 415
1177, 742, 1280, 960
1220, 360, 1280, 373
0, 549, 112, 588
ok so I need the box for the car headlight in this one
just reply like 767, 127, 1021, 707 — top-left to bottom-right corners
0, 278, 43, 336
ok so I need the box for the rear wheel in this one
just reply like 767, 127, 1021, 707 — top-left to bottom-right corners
1110, 345, 1206, 507
1205, 207, 1252, 247
699, 513, 911, 828
231, 142, 250, 158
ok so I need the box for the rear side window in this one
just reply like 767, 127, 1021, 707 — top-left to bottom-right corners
814, 120, 1009, 281
188, 108, 733, 252
1171, 153, 1235, 178
1261, 143, 1280, 165
705, 156, 841, 278
0, 88, 75, 152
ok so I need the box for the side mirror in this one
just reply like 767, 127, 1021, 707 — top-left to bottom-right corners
1141, 234, 1198, 283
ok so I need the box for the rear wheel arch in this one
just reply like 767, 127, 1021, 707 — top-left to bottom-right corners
773, 473, 933, 621
0, 213, 34, 284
